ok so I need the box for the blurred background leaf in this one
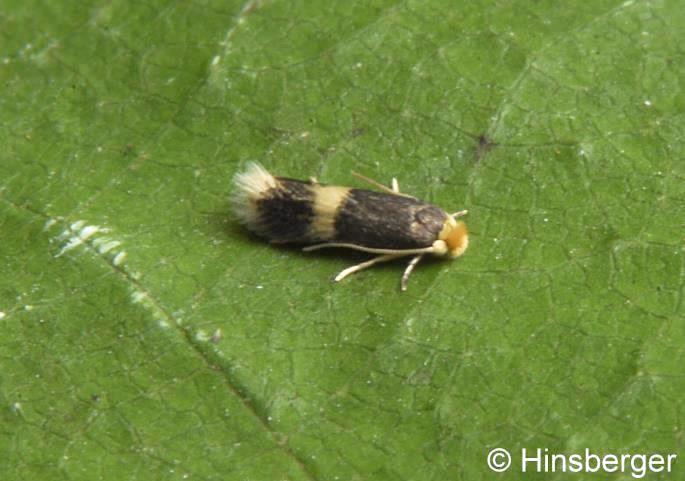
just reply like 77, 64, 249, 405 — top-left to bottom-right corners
1, 0, 683, 480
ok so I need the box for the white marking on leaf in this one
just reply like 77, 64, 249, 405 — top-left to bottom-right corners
132, 291, 147, 303
78, 225, 100, 241
43, 218, 58, 231
112, 251, 127, 266
70, 220, 86, 231
97, 240, 122, 254
52, 219, 128, 268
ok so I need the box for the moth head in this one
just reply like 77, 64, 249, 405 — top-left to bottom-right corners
436, 216, 469, 259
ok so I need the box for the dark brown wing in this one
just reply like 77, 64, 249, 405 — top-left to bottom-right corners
333, 189, 447, 249
255, 178, 315, 242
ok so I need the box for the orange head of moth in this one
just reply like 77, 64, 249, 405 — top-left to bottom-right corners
433, 216, 469, 259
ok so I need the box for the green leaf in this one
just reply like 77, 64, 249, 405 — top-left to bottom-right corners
1, 1, 683, 480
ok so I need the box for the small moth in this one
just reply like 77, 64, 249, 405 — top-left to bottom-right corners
232, 163, 469, 291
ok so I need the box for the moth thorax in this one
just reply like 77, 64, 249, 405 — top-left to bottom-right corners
438, 218, 469, 258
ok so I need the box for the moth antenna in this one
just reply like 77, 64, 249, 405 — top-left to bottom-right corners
350, 171, 414, 198
303, 242, 437, 256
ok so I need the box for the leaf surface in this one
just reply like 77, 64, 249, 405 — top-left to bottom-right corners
1, 1, 683, 480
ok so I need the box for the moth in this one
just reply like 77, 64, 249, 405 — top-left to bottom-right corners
232, 163, 468, 291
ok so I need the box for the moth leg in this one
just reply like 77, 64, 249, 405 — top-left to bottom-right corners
400, 254, 424, 291
309, 176, 319, 184
451, 209, 468, 218
391, 177, 400, 193
334, 254, 403, 282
